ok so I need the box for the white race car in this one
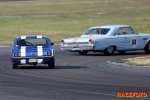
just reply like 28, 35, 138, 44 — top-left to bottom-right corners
60, 25, 150, 55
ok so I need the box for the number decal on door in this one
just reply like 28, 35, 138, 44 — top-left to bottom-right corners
131, 38, 138, 47
132, 39, 136, 45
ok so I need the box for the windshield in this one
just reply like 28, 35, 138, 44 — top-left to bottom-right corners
17, 38, 48, 46
84, 28, 110, 35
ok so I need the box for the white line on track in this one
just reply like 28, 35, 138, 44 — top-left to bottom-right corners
107, 60, 126, 66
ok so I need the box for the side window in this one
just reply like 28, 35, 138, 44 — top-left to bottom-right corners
85, 29, 97, 35
114, 27, 135, 35
101, 29, 107, 35
114, 29, 122, 35
18, 39, 27, 46
98, 28, 110, 35
122, 27, 133, 34
85, 28, 110, 35
129, 27, 136, 34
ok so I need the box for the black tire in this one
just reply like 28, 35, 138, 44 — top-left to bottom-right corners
104, 46, 114, 55
144, 41, 150, 54
78, 51, 88, 55
118, 51, 126, 54
48, 61, 55, 69
12, 64, 18, 69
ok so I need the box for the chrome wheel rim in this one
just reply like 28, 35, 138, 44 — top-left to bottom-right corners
107, 46, 113, 53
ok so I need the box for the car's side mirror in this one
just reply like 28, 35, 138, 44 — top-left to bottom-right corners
51, 43, 54, 45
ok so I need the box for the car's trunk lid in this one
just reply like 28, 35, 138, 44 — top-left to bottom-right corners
15, 45, 52, 57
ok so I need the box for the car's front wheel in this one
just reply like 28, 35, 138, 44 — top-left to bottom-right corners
104, 46, 115, 55
144, 41, 150, 54
78, 51, 88, 55
48, 61, 55, 69
12, 64, 18, 69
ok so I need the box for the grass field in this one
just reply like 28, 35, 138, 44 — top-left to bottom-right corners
0, 0, 150, 45
126, 58, 150, 66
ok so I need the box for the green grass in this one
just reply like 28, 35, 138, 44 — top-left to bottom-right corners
0, 0, 150, 45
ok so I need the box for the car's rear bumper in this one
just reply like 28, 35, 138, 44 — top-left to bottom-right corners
60, 45, 94, 51
11, 56, 54, 65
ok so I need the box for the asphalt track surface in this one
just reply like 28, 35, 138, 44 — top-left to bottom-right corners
1, 0, 150, 99
0, 45, 150, 100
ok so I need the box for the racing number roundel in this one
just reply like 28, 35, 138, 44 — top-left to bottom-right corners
131, 38, 137, 47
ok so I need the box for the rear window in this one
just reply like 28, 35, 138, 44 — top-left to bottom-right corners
85, 28, 110, 35
17, 38, 48, 46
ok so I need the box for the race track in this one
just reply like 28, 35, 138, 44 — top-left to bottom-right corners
0, 45, 150, 100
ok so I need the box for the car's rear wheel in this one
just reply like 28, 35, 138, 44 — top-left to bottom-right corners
104, 46, 114, 55
12, 64, 18, 69
48, 61, 55, 69
144, 41, 150, 54
78, 51, 88, 55
118, 51, 126, 54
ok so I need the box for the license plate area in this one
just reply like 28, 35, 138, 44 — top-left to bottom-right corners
29, 59, 37, 62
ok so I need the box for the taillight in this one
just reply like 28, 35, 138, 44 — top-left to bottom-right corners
14, 53, 18, 57
47, 52, 52, 56
89, 39, 94, 44
61, 40, 65, 45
